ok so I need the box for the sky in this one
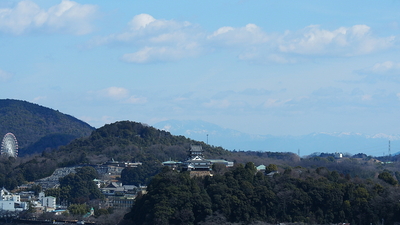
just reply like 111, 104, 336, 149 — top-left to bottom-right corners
1, 0, 400, 137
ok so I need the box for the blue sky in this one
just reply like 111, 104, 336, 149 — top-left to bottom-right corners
1, 0, 400, 136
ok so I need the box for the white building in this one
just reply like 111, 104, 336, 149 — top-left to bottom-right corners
39, 192, 56, 211
0, 187, 26, 211
43, 196, 56, 209
335, 152, 343, 159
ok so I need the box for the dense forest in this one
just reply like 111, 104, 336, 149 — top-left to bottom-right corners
124, 163, 400, 225
0, 99, 94, 155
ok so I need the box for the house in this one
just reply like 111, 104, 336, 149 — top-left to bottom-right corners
162, 160, 181, 170
0, 187, 27, 211
100, 183, 138, 197
256, 165, 266, 172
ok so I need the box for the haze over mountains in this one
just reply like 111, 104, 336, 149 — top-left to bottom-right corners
1, 98, 398, 157
154, 120, 400, 157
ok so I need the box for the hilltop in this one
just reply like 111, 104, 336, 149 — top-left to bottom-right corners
52, 120, 231, 166
0, 99, 95, 156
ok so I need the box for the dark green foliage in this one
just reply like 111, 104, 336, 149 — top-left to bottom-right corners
127, 167, 212, 225
0, 155, 58, 190
0, 99, 94, 155
68, 204, 90, 215
121, 161, 162, 186
378, 171, 398, 185
266, 163, 278, 173
126, 164, 400, 225
56, 166, 104, 204
22, 133, 78, 155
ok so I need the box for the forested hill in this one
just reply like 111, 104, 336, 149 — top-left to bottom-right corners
52, 121, 230, 166
0, 120, 230, 190
0, 99, 94, 155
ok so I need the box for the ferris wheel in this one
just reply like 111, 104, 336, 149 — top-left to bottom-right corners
1, 133, 18, 158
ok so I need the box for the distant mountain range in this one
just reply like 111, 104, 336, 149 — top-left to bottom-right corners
153, 120, 400, 157
1, 98, 397, 157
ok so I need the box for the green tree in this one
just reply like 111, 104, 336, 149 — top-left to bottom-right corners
378, 171, 398, 185
266, 164, 278, 173
58, 166, 104, 203
68, 204, 89, 215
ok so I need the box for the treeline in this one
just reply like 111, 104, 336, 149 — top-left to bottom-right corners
125, 164, 400, 225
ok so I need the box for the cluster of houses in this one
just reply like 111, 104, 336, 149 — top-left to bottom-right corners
0, 188, 58, 213
0, 145, 238, 218
0, 159, 146, 217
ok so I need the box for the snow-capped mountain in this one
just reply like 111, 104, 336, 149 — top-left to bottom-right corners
153, 120, 399, 157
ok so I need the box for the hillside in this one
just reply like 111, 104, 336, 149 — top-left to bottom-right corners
53, 121, 231, 166
0, 120, 232, 190
0, 99, 95, 156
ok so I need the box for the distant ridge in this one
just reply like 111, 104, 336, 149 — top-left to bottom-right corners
154, 120, 400, 156
0, 99, 95, 155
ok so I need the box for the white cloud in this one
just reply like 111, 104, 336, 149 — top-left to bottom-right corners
278, 25, 395, 56
90, 13, 204, 63
0, 0, 98, 35
121, 44, 201, 63
370, 61, 400, 74
128, 13, 156, 30
93, 87, 146, 104
357, 61, 400, 82
207, 23, 268, 46
90, 13, 396, 64
0, 69, 13, 82
99, 87, 129, 99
